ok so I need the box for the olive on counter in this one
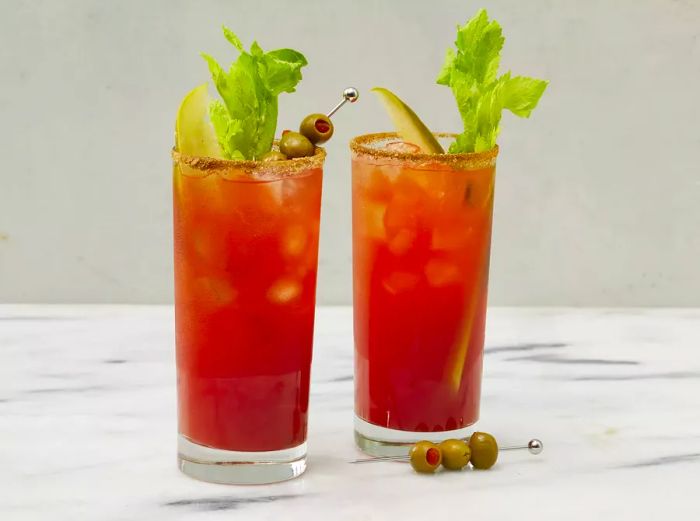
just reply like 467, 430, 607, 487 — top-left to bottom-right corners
469, 432, 499, 470
299, 113, 334, 144
439, 439, 471, 470
279, 131, 315, 158
409, 441, 442, 473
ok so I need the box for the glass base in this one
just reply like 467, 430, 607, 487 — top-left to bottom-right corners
177, 435, 307, 485
354, 415, 474, 457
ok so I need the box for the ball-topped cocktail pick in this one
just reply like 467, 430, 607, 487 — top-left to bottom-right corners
524, 438, 544, 454
275, 88, 361, 160
349, 437, 543, 466
294, 88, 359, 149
327, 87, 360, 118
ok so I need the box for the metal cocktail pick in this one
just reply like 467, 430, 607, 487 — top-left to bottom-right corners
349, 438, 543, 464
327, 87, 360, 118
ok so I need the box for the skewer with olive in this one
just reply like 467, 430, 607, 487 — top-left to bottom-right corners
350, 433, 543, 475
439, 438, 472, 470
408, 441, 443, 473
408, 432, 498, 473
260, 87, 359, 162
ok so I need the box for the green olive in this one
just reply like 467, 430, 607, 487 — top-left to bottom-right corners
469, 432, 498, 470
299, 113, 334, 144
409, 440, 442, 473
438, 438, 471, 470
260, 150, 288, 162
279, 131, 315, 158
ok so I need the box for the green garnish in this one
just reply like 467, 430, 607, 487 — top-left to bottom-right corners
437, 9, 548, 153
201, 27, 307, 160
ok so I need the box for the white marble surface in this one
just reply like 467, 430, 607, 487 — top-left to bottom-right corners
2, 305, 699, 520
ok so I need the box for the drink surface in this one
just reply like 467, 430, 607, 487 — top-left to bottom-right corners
173, 161, 322, 452
352, 147, 495, 432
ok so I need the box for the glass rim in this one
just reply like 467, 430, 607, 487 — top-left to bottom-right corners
349, 132, 498, 168
172, 144, 326, 180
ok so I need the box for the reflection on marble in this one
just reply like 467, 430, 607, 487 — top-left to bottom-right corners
1, 305, 699, 520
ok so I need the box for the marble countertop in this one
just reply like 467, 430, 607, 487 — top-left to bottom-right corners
1, 305, 699, 520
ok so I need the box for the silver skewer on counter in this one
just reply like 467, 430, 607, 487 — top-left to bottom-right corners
349, 438, 543, 464
327, 87, 359, 118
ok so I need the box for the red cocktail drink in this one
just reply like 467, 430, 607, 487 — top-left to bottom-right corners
173, 149, 324, 482
351, 134, 497, 454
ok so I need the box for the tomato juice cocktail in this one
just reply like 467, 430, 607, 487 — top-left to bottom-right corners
351, 134, 497, 453
173, 149, 324, 480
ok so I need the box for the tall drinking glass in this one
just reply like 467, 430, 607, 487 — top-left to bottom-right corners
351, 133, 498, 456
173, 147, 324, 484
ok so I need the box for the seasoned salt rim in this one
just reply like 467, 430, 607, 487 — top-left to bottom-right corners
349, 132, 498, 169
172, 144, 325, 181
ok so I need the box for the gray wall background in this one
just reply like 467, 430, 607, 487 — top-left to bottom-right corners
1, 0, 699, 306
